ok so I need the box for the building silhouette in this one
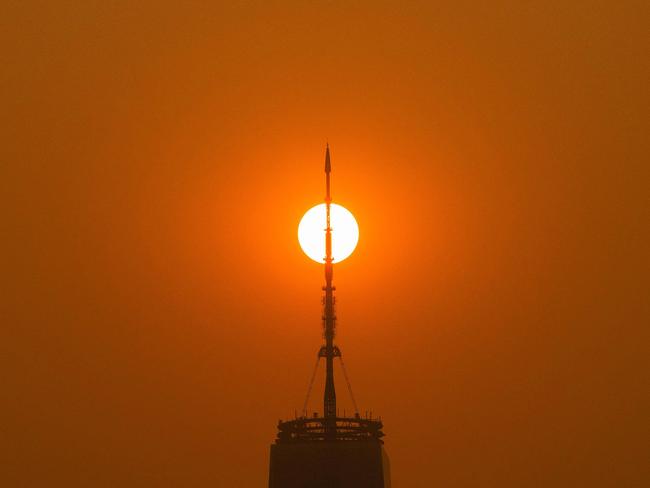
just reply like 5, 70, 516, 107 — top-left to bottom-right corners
269, 146, 390, 488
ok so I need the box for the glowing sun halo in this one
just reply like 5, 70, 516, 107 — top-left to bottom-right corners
298, 203, 359, 263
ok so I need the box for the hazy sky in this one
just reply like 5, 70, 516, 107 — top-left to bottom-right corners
2, 1, 648, 486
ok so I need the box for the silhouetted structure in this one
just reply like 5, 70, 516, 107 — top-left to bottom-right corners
269, 146, 390, 488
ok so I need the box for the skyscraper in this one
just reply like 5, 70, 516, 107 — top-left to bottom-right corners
269, 146, 390, 488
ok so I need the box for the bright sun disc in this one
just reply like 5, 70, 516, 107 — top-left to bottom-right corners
298, 203, 359, 263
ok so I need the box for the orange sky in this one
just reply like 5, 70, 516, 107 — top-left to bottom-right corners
2, 2, 649, 486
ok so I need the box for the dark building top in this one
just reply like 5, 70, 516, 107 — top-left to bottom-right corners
275, 415, 385, 444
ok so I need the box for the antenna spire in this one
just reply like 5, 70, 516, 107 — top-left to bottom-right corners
271, 145, 386, 454
320, 143, 339, 436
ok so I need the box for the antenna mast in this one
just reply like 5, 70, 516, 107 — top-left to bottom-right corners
320, 144, 340, 436
272, 145, 385, 449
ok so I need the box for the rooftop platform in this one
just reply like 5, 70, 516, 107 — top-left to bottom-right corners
275, 415, 385, 444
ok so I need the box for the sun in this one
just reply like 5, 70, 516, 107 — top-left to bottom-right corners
298, 203, 359, 263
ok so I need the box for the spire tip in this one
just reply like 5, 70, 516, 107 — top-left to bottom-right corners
325, 144, 331, 173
